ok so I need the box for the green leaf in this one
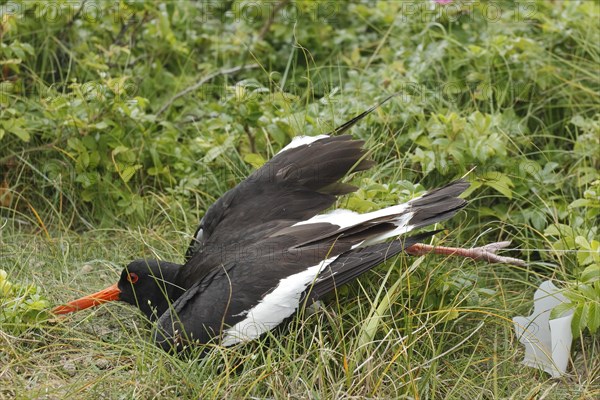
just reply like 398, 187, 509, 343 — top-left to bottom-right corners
119, 164, 142, 183
67, 138, 85, 152
544, 224, 574, 238
481, 172, 514, 199
243, 153, 266, 169
81, 190, 95, 202
571, 305, 583, 338
111, 146, 129, 156
76, 151, 90, 169
575, 236, 591, 250
25, 299, 49, 310
441, 308, 459, 322
460, 180, 482, 199
581, 297, 591, 324
581, 264, 600, 283
8, 124, 30, 142
95, 121, 109, 130
586, 301, 599, 334
20, 42, 35, 55
551, 302, 575, 319
107, 76, 130, 96
579, 284, 598, 301
75, 172, 98, 188
346, 196, 377, 213
203, 135, 235, 163
569, 198, 592, 209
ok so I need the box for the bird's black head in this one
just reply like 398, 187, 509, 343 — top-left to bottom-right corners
117, 260, 185, 321
53, 259, 184, 321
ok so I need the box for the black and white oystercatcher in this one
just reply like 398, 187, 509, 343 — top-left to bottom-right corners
54, 100, 524, 352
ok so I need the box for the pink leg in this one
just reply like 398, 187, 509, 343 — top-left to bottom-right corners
405, 241, 526, 267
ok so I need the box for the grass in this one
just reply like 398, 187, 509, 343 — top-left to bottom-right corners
1, 191, 598, 399
1, 1, 599, 399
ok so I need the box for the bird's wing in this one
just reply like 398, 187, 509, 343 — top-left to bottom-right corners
158, 181, 468, 351
184, 95, 397, 263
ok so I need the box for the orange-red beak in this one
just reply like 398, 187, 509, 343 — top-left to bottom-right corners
52, 283, 121, 314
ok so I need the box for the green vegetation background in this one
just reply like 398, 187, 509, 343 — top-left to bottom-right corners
0, 1, 598, 399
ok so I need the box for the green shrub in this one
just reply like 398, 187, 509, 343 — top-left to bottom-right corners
0, 269, 50, 335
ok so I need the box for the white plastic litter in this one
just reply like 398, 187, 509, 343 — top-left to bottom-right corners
513, 280, 574, 378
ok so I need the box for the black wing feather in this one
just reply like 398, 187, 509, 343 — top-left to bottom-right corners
184, 96, 397, 263
303, 231, 439, 301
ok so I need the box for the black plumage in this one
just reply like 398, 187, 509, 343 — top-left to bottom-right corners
54, 98, 470, 354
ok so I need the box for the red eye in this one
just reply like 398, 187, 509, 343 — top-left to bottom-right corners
127, 272, 139, 284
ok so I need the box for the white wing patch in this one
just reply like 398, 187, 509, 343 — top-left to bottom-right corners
294, 203, 413, 230
349, 215, 415, 249
294, 189, 429, 233
277, 135, 330, 155
221, 256, 338, 346
360, 218, 415, 247
293, 195, 430, 250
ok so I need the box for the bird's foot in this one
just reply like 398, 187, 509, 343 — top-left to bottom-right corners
405, 241, 526, 267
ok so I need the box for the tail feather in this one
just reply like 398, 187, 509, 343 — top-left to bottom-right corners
410, 179, 470, 207
407, 179, 469, 229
